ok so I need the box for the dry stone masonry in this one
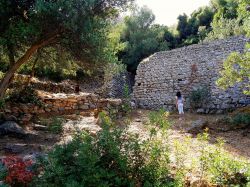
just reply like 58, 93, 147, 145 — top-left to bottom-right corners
1, 91, 122, 123
133, 36, 250, 113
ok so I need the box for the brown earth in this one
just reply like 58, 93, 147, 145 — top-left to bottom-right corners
0, 109, 249, 161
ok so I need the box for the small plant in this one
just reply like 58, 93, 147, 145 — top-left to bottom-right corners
219, 113, 250, 128
197, 130, 250, 186
2, 156, 34, 187
48, 117, 64, 134
173, 136, 192, 186
121, 84, 132, 116
37, 117, 64, 134
189, 86, 210, 109
232, 113, 250, 127
7, 86, 42, 106
197, 129, 211, 182
0, 163, 7, 182
148, 109, 171, 130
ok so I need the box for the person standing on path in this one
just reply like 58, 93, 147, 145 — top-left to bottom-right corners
176, 91, 184, 115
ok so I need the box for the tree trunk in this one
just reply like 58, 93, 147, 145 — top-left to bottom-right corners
0, 31, 61, 99
26, 50, 41, 87
0, 44, 39, 99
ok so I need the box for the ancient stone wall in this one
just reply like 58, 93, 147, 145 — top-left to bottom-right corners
133, 36, 250, 113
98, 71, 134, 98
0, 91, 122, 123
11, 74, 103, 94
105, 72, 134, 98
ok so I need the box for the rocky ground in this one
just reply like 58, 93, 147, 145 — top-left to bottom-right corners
1, 109, 249, 161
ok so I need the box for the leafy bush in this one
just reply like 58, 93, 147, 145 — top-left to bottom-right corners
148, 109, 171, 129
33, 113, 173, 187
121, 84, 132, 116
48, 117, 64, 134
0, 163, 7, 182
197, 132, 250, 186
218, 113, 250, 128
6, 86, 42, 105
189, 87, 210, 109
172, 130, 250, 186
232, 113, 250, 127
37, 117, 64, 134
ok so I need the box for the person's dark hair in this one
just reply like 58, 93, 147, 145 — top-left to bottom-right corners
176, 91, 182, 99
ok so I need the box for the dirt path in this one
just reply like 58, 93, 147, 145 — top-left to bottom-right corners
129, 110, 250, 161
1, 109, 249, 163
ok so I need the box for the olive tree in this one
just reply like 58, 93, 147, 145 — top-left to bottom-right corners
0, 0, 133, 99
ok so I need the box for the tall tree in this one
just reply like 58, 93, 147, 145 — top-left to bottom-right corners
119, 6, 172, 73
0, 0, 133, 99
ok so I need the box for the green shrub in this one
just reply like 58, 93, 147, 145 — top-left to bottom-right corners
0, 163, 8, 187
197, 132, 250, 186
33, 114, 174, 187
121, 84, 132, 116
232, 113, 250, 126
0, 163, 7, 181
48, 117, 64, 134
6, 86, 42, 105
37, 117, 64, 134
189, 87, 210, 109
219, 113, 250, 128
148, 109, 171, 129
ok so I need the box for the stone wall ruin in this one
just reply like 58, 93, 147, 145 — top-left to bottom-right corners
133, 36, 250, 113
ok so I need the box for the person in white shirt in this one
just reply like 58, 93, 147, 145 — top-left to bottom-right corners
176, 91, 184, 115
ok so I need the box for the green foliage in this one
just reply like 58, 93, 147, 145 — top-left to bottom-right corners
33, 113, 173, 187
0, 0, 133, 97
173, 136, 192, 186
6, 86, 42, 105
48, 117, 64, 134
171, 130, 250, 186
204, 17, 245, 41
217, 50, 250, 95
148, 109, 171, 130
197, 132, 250, 186
205, 0, 249, 41
232, 113, 250, 126
0, 164, 8, 186
211, 0, 239, 20
0, 163, 7, 181
211, 0, 250, 96
38, 117, 64, 134
119, 6, 173, 72
176, 6, 214, 46
189, 87, 210, 109
121, 84, 132, 116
